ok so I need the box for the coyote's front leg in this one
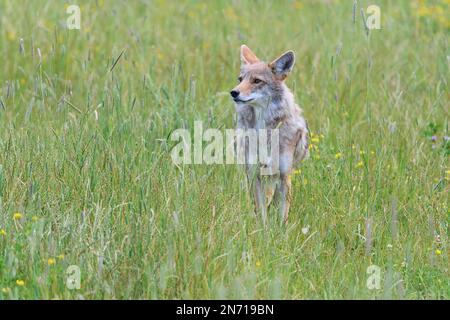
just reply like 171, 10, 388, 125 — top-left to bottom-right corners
269, 173, 292, 223
246, 166, 267, 225
277, 173, 292, 223
254, 176, 267, 225
271, 152, 294, 223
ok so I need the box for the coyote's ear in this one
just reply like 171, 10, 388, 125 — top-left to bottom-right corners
240, 45, 260, 65
269, 51, 295, 80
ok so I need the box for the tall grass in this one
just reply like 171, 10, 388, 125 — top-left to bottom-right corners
0, 0, 448, 299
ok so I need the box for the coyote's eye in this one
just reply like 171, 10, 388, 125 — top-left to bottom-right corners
252, 78, 263, 84
238, 76, 243, 83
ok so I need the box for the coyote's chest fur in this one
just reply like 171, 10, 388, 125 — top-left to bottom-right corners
235, 88, 309, 174
250, 104, 266, 130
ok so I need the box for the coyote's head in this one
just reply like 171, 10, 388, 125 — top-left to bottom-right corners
230, 45, 295, 106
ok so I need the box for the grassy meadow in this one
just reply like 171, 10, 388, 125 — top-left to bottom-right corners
0, 0, 449, 299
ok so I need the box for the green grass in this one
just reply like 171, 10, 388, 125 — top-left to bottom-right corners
0, 0, 448, 299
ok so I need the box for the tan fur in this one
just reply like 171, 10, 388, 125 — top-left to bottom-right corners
231, 45, 309, 224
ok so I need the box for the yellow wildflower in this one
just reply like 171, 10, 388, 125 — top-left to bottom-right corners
445, 170, 450, 181
16, 280, 25, 286
32, 215, 39, 222
255, 261, 261, 267
47, 258, 56, 266
356, 161, 364, 169
13, 213, 23, 220
335, 152, 342, 159
1, 287, 11, 294
417, 5, 432, 17
438, 15, 450, 28
6, 30, 16, 41
435, 249, 442, 256
0, 229, 6, 236
430, 5, 444, 16
224, 6, 237, 21
293, 1, 303, 10
58, 254, 65, 260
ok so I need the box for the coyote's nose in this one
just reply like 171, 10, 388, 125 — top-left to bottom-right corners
230, 90, 240, 98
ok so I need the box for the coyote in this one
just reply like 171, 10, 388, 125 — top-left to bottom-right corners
230, 45, 309, 224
